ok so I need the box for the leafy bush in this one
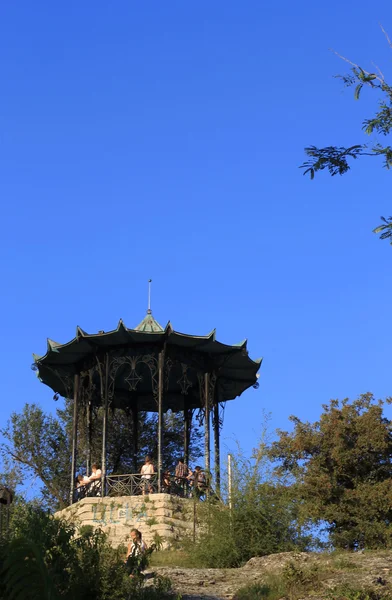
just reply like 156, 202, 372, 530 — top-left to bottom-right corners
234, 558, 322, 600
234, 580, 285, 600
0, 503, 179, 600
182, 435, 313, 567
327, 585, 391, 600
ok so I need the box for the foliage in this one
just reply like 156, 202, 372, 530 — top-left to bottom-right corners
234, 575, 389, 600
183, 435, 313, 568
327, 584, 391, 600
58, 399, 202, 478
270, 393, 392, 549
149, 549, 199, 568
133, 575, 182, 600
1, 404, 70, 508
0, 503, 179, 600
233, 558, 321, 600
1, 400, 202, 510
281, 556, 320, 598
300, 30, 392, 242
234, 581, 285, 600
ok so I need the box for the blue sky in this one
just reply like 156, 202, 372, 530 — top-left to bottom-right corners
1, 1, 392, 473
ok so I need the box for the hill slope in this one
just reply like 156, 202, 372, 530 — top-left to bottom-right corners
147, 551, 392, 599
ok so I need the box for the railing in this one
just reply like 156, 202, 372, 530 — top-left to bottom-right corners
106, 473, 195, 498
75, 479, 102, 501
106, 473, 159, 497
74, 473, 212, 502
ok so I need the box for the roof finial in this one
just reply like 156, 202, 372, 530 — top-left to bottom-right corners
147, 279, 152, 314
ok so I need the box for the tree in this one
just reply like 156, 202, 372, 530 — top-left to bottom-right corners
301, 28, 392, 242
1, 401, 203, 510
1, 404, 70, 508
269, 393, 392, 549
185, 432, 313, 567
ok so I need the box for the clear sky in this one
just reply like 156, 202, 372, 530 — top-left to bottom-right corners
1, 1, 392, 472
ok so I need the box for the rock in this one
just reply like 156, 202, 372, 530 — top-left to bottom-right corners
150, 550, 392, 599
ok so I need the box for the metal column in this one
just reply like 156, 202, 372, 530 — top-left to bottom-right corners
204, 373, 210, 476
101, 355, 109, 498
70, 373, 80, 505
213, 399, 221, 496
132, 404, 138, 473
157, 351, 164, 492
86, 399, 92, 476
184, 405, 191, 467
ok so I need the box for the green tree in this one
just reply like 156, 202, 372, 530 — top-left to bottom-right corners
1, 401, 202, 510
301, 29, 392, 242
1, 404, 70, 508
185, 435, 312, 567
269, 393, 392, 549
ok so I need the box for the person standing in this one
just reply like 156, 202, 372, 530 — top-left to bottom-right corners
88, 464, 102, 496
193, 465, 207, 499
175, 457, 191, 497
140, 455, 154, 495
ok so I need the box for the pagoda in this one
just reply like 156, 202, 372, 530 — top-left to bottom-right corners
33, 305, 262, 504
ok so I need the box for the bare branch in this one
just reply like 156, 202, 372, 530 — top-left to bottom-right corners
371, 61, 385, 81
379, 23, 392, 50
329, 49, 384, 85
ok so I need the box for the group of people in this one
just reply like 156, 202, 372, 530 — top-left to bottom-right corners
75, 457, 209, 501
140, 455, 209, 498
75, 464, 102, 498
160, 457, 208, 498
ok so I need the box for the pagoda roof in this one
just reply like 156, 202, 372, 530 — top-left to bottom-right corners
33, 315, 262, 412
135, 310, 164, 332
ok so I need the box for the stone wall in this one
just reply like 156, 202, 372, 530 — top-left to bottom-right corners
55, 493, 194, 549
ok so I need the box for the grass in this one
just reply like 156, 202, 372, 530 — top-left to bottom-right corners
331, 553, 360, 571
327, 584, 392, 600
234, 574, 286, 600
149, 549, 200, 569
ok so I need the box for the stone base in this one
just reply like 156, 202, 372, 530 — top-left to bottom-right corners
54, 494, 194, 549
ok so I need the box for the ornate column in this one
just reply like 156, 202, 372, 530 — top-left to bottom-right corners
70, 373, 80, 505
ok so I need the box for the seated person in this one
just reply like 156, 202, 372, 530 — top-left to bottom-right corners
125, 528, 148, 577
88, 463, 102, 496
76, 474, 89, 500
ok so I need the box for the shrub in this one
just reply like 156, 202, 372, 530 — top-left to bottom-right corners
0, 502, 179, 600
183, 434, 313, 568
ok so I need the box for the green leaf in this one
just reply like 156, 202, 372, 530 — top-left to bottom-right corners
354, 84, 363, 100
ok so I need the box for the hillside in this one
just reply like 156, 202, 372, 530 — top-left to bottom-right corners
146, 550, 392, 599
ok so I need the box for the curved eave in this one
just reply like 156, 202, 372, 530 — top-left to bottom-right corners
33, 322, 262, 404
35, 322, 221, 366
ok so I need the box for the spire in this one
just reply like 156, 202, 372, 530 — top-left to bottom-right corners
147, 278, 152, 315
134, 279, 164, 332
